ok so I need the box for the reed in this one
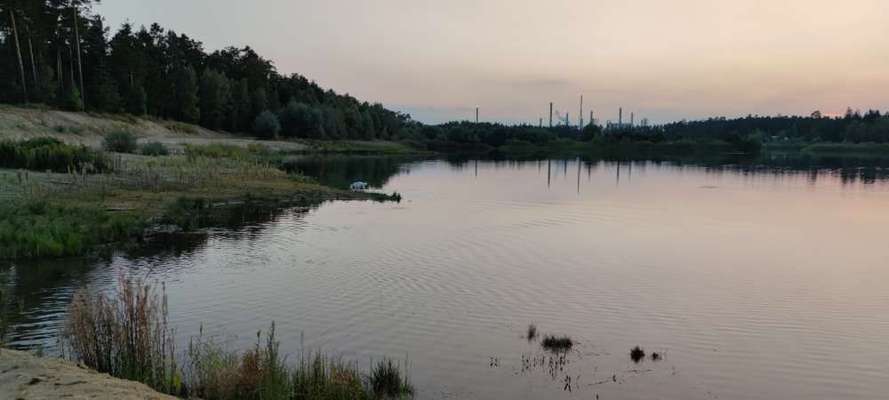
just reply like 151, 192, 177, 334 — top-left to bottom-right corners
63, 276, 182, 395
64, 278, 414, 399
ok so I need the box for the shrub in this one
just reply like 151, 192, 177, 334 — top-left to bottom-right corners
253, 110, 281, 139
141, 141, 170, 156
0, 137, 108, 173
103, 131, 139, 153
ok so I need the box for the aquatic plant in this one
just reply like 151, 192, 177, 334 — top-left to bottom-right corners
370, 359, 413, 399
65, 278, 415, 399
541, 335, 573, 352
651, 352, 662, 361
63, 277, 181, 395
630, 346, 646, 363
526, 324, 538, 341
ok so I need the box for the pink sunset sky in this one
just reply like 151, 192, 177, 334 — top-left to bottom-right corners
98, 0, 889, 124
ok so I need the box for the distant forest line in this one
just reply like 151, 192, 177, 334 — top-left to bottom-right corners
2, 1, 889, 150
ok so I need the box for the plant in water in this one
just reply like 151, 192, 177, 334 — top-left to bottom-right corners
63, 276, 182, 395
630, 346, 646, 363
526, 324, 538, 341
370, 359, 414, 399
541, 335, 573, 352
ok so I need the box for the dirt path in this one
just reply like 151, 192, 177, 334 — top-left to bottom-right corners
0, 349, 177, 400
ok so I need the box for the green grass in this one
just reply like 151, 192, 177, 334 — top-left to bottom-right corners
0, 200, 144, 259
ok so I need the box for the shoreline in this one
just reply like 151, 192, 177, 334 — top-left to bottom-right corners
0, 348, 177, 399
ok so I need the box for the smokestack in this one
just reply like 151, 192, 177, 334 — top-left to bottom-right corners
539, 117, 543, 128
590, 110, 594, 127
475, 107, 479, 124
619, 108, 623, 125
631, 112, 634, 126
549, 102, 553, 128
579, 95, 584, 129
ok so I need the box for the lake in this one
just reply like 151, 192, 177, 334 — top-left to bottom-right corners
3, 155, 889, 399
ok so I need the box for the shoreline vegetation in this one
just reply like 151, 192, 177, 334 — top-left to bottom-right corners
60, 277, 414, 399
0, 112, 406, 261
2, 105, 889, 261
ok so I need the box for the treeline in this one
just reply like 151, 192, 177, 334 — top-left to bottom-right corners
602, 109, 889, 144
0, 1, 410, 140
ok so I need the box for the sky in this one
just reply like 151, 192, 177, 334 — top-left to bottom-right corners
96, 0, 889, 125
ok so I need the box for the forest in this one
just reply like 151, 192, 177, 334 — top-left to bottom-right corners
2, 1, 889, 149
0, 0, 411, 140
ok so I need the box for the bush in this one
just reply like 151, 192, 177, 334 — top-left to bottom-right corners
103, 131, 139, 153
0, 137, 108, 173
141, 141, 170, 156
253, 110, 281, 139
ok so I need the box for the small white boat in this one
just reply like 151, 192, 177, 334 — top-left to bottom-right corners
350, 181, 369, 191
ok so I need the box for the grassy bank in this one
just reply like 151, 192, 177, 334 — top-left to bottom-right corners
63, 278, 414, 399
0, 138, 400, 261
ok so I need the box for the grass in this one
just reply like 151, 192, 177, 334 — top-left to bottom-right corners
541, 335, 573, 352
0, 200, 144, 259
64, 276, 182, 395
0, 144, 399, 260
64, 279, 414, 399
0, 137, 109, 173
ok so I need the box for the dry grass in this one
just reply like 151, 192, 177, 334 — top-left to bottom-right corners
63, 276, 181, 395
64, 278, 414, 399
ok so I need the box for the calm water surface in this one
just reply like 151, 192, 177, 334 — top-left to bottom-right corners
3, 157, 889, 399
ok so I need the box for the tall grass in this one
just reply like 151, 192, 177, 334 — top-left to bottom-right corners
0, 137, 109, 173
64, 279, 414, 399
64, 277, 182, 395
